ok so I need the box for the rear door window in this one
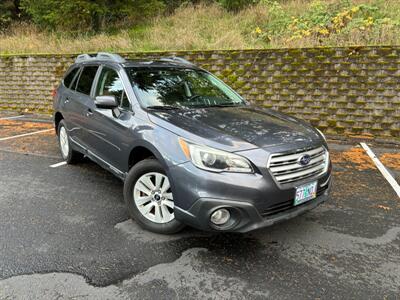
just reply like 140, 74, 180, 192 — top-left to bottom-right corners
76, 66, 98, 95
63, 67, 80, 89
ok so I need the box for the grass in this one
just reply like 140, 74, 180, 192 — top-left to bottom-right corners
1, 0, 400, 54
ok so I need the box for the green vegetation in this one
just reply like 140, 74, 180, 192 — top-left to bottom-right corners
0, 0, 20, 27
19, 0, 165, 32
1, 0, 400, 54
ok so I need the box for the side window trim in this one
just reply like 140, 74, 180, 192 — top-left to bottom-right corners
117, 68, 136, 111
69, 66, 83, 92
91, 65, 103, 99
71, 67, 83, 92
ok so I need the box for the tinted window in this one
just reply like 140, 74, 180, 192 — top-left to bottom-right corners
76, 66, 98, 95
63, 67, 79, 89
96, 67, 129, 109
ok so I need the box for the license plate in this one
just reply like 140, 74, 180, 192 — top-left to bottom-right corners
294, 181, 317, 206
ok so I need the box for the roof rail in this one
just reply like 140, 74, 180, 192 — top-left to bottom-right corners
75, 52, 126, 64
158, 56, 195, 66
75, 54, 92, 63
97, 52, 126, 63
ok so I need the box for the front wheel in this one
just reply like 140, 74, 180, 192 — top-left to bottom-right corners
123, 159, 184, 234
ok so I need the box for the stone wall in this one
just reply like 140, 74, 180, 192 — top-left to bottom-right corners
0, 47, 399, 138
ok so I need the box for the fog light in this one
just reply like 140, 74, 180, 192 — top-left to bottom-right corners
210, 208, 230, 225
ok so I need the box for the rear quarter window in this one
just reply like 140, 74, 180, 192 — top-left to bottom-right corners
63, 67, 80, 89
76, 66, 98, 95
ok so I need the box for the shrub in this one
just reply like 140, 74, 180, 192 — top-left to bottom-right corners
218, 0, 258, 12
162, 0, 211, 13
261, 0, 291, 35
251, 0, 400, 45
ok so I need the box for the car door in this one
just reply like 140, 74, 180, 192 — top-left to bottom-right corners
59, 66, 82, 141
68, 65, 99, 149
85, 65, 136, 173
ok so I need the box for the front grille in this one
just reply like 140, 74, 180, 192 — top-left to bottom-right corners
268, 146, 328, 184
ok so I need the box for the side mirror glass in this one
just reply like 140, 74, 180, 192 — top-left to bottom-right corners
95, 95, 118, 109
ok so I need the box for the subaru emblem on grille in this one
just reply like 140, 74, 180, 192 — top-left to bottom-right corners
298, 154, 311, 166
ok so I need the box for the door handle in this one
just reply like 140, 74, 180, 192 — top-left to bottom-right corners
86, 109, 93, 117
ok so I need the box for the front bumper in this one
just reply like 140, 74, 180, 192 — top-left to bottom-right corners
169, 160, 332, 233
175, 188, 329, 232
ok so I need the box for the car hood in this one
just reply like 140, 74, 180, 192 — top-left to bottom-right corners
148, 106, 322, 152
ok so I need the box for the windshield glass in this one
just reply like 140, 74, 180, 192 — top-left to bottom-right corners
126, 67, 244, 109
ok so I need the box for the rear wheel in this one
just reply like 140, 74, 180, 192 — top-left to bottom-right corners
123, 159, 184, 234
57, 120, 83, 164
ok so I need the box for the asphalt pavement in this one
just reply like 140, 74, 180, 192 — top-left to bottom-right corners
0, 113, 399, 299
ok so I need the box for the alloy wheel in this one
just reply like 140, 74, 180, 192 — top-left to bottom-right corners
133, 172, 175, 224
59, 126, 69, 159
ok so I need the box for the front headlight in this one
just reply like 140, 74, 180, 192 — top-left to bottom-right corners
316, 128, 327, 142
179, 138, 253, 173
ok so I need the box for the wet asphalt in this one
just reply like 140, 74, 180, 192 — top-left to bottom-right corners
0, 115, 399, 299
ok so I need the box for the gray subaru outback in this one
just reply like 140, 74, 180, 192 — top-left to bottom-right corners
53, 52, 332, 234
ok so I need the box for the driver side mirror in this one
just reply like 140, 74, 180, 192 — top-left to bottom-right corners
95, 95, 118, 109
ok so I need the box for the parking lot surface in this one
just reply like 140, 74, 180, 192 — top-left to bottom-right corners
0, 113, 399, 299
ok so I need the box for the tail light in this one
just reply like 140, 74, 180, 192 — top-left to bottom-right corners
51, 88, 57, 98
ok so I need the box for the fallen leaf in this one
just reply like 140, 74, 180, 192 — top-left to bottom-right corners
376, 205, 391, 211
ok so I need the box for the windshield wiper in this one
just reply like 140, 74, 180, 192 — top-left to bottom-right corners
190, 102, 244, 109
146, 105, 181, 110
207, 102, 244, 108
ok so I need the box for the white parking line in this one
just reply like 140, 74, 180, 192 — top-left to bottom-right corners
360, 143, 400, 198
50, 161, 67, 168
0, 129, 53, 142
0, 115, 24, 120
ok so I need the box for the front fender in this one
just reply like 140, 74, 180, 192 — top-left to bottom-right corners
127, 125, 189, 171
125, 127, 191, 201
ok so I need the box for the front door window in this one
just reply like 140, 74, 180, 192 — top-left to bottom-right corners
96, 67, 130, 110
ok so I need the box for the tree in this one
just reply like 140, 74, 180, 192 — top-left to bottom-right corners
20, 0, 165, 32
0, 0, 21, 29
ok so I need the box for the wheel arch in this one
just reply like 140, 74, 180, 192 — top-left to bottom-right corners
54, 111, 64, 134
127, 141, 168, 171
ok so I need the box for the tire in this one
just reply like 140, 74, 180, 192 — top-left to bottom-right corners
57, 120, 83, 164
123, 159, 184, 234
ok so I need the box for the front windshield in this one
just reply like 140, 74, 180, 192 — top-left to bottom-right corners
126, 67, 245, 109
